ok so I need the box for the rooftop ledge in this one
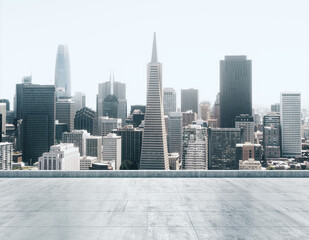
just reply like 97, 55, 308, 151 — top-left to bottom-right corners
1, 170, 309, 178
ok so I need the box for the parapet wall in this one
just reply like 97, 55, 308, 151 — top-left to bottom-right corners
0, 170, 309, 178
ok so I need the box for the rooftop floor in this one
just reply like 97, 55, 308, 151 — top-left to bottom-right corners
0, 177, 309, 239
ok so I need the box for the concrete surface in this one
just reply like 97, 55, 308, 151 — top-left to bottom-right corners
0, 178, 308, 239
1, 170, 309, 178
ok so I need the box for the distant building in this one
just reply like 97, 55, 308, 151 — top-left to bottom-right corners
132, 109, 145, 128
55, 122, 68, 142
74, 107, 98, 135
56, 98, 75, 132
103, 133, 121, 170
168, 153, 181, 170
62, 130, 90, 156
85, 136, 102, 161
212, 93, 220, 127
0, 99, 10, 111
207, 119, 218, 128
263, 115, 281, 159
0, 103, 6, 135
168, 112, 183, 158
181, 89, 199, 114
98, 117, 122, 137
182, 125, 207, 170
208, 128, 243, 170
236, 142, 262, 161
182, 110, 197, 127
0, 142, 13, 170
220, 56, 252, 128
73, 92, 86, 113
130, 105, 146, 115
163, 88, 176, 116
80, 156, 98, 170
112, 125, 143, 169
271, 103, 280, 113
239, 159, 262, 170
38, 143, 80, 170
235, 114, 254, 143
200, 102, 211, 121
280, 93, 301, 157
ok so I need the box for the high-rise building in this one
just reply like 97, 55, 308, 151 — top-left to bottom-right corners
140, 33, 169, 170
55, 45, 71, 100
38, 143, 80, 170
56, 98, 75, 132
208, 128, 243, 170
200, 102, 211, 121
103, 133, 121, 170
220, 56, 252, 128
163, 88, 176, 116
182, 125, 207, 170
212, 93, 220, 127
102, 95, 119, 118
235, 143, 262, 161
0, 103, 6, 135
271, 103, 280, 113
97, 117, 122, 137
263, 114, 281, 159
16, 83, 55, 165
55, 122, 68, 142
74, 107, 98, 135
73, 92, 86, 112
181, 89, 199, 114
112, 125, 143, 169
182, 110, 197, 127
85, 136, 102, 161
62, 130, 90, 156
0, 99, 10, 111
235, 114, 254, 143
168, 112, 182, 157
280, 93, 301, 157
0, 142, 13, 170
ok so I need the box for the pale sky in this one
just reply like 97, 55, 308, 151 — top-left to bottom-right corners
0, 0, 308, 111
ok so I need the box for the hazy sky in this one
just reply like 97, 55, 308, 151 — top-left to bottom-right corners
0, 0, 308, 111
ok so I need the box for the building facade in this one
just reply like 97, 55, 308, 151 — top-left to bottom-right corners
235, 114, 254, 143
62, 130, 90, 156
103, 133, 122, 170
168, 112, 183, 158
163, 88, 177, 116
56, 98, 75, 132
181, 88, 199, 114
263, 114, 281, 159
85, 136, 102, 161
74, 107, 97, 135
0, 142, 13, 170
97, 117, 122, 137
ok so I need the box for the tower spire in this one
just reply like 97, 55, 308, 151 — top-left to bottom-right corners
151, 32, 158, 63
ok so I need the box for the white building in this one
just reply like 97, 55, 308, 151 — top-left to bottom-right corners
103, 133, 121, 170
98, 117, 122, 137
239, 159, 262, 170
85, 136, 102, 161
73, 92, 86, 112
0, 142, 13, 170
163, 88, 176, 116
38, 143, 80, 170
280, 93, 301, 157
62, 130, 90, 156
0, 103, 6, 135
80, 156, 98, 170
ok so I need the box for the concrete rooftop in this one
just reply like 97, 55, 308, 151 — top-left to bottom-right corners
0, 177, 309, 239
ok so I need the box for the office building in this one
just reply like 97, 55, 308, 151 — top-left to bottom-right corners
212, 93, 220, 127
55, 45, 71, 100
0, 142, 13, 170
236, 142, 262, 161
182, 110, 197, 127
38, 143, 80, 170
280, 93, 301, 157
55, 121, 68, 142
112, 125, 143, 169
132, 109, 145, 128
168, 112, 182, 158
16, 83, 55, 165
168, 152, 181, 170
182, 125, 207, 170
271, 103, 280, 113
62, 130, 90, 156
73, 92, 86, 112
85, 136, 102, 161
74, 107, 98, 135
235, 114, 254, 143
103, 133, 121, 170
140, 33, 169, 170
0, 103, 6, 135
181, 88, 198, 114
163, 88, 176, 115
0, 99, 10, 111
220, 56, 252, 128
263, 115, 281, 159
56, 98, 75, 131
200, 102, 211, 121
98, 117, 122, 137
208, 128, 243, 170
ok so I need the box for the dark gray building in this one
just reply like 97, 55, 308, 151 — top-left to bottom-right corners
208, 128, 243, 170
0, 99, 10, 111
112, 125, 143, 169
56, 99, 75, 131
181, 89, 199, 114
102, 95, 119, 118
74, 107, 97, 135
168, 112, 182, 157
263, 114, 281, 159
220, 56, 252, 128
130, 105, 146, 114
16, 83, 55, 165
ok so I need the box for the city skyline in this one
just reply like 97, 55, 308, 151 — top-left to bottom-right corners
1, 0, 309, 110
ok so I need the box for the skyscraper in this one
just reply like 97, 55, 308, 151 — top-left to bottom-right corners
220, 56, 252, 128
97, 117, 122, 137
0, 103, 6, 135
280, 93, 301, 157
200, 102, 211, 121
181, 89, 199, 114
163, 88, 176, 116
73, 92, 86, 112
168, 112, 183, 157
62, 130, 90, 156
263, 114, 281, 159
74, 107, 98, 135
140, 33, 169, 170
55, 45, 71, 99
16, 84, 55, 165
235, 114, 254, 143
56, 98, 75, 132
85, 136, 102, 161
103, 133, 122, 170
